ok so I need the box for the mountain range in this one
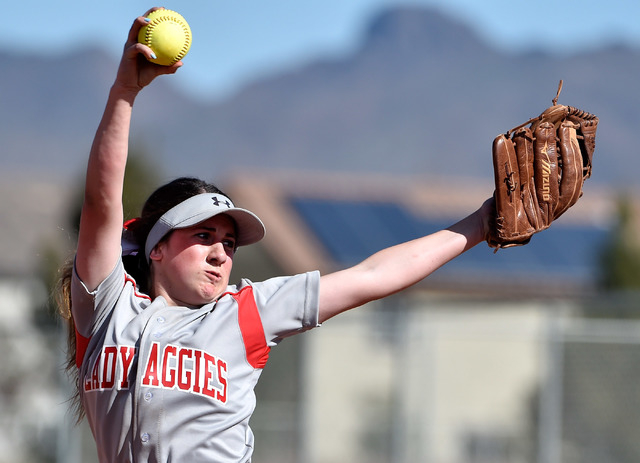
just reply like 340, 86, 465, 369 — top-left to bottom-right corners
1, 6, 637, 188
2, 4, 639, 279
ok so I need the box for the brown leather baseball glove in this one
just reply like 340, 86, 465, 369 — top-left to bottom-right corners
487, 80, 599, 250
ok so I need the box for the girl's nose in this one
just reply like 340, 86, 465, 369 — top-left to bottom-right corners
207, 242, 227, 264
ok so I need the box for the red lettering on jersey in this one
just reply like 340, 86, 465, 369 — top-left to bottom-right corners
83, 342, 229, 403
83, 345, 137, 392
101, 346, 118, 389
192, 349, 202, 394
217, 359, 228, 403
91, 351, 101, 390
119, 346, 136, 389
84, 369, 93, 392
142, 342, 160, 386
202, 352, 217, 399
162, 345, 177, 388
177, 348, 193, 391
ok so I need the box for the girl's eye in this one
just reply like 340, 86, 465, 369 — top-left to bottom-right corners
223, 239, 236, 250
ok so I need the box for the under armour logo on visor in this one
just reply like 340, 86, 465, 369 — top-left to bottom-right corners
211, 196, 232, 208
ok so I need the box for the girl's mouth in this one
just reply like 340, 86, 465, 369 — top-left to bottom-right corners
206, 270, 222, 282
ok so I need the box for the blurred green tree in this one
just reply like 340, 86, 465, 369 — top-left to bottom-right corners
597, 194, 640, 291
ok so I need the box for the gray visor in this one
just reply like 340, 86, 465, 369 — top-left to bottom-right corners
144, 193, 265, 260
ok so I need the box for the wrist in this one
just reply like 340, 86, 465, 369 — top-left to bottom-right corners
447, 207, 487, 251
109, 83, 141, 103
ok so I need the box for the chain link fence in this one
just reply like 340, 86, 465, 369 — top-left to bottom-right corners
292, 293, 640, 463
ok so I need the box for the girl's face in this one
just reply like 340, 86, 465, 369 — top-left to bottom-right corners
149, 214, 237, 307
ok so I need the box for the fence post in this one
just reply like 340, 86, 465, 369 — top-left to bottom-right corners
538, 308, 564, 463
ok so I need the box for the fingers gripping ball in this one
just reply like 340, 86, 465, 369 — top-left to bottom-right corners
138, 9, 191, 66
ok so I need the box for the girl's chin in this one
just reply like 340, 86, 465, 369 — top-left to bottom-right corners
198, 285, 226, 303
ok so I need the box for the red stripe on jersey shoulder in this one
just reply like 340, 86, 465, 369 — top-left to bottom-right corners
230, 286, 270, 369
124, 274, 151, 300
75, 328, 91, 368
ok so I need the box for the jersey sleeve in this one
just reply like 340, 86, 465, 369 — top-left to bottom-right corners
70, 257, 130, 339
246, 270, 321, 345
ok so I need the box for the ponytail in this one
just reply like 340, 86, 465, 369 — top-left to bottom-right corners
54, 258, 85, 422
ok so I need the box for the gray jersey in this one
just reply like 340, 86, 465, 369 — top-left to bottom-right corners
71, 258, 320, 463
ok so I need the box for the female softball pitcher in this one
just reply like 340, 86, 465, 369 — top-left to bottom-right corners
57, 8, 493, 463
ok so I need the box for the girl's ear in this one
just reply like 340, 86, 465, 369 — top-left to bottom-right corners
149, 244, 163, 262
149, 231, 172, 262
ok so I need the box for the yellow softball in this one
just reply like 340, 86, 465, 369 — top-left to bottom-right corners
138, 9, 191, 66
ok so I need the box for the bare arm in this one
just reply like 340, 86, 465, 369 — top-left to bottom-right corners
318, 198, 492, 323
75, 9, 182, 291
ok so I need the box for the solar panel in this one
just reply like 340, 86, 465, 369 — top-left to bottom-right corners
290, 197, 609, 284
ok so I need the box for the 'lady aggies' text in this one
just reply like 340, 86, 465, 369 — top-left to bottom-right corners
83, 343, 228, 404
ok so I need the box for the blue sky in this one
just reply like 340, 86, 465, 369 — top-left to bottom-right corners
3, 0, 639, 100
